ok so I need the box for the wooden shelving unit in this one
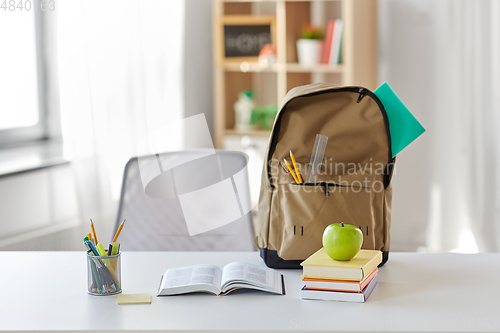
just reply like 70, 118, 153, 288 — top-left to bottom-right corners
213, 0, 378, 148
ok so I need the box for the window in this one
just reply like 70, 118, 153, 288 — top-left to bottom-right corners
0, 9, 47, 145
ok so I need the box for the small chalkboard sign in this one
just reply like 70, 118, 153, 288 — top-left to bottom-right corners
224, 25, 272, 58
219, 16, 276, 62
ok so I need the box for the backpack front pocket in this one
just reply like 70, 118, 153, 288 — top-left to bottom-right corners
276, 183, 384, 261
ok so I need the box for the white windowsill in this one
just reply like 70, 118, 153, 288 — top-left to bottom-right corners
0, 140, 71, 178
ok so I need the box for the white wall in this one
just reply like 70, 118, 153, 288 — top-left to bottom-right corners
183, 0, 215, 148
1, 1, 439, 252
0, 1, 214, 251
0, 164, 83, 250
379, 0, 435, 251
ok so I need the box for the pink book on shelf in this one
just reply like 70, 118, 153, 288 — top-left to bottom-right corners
329, 19, 343, 65
322, 20, 335, 64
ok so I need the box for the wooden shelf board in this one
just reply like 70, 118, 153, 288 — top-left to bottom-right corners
224, 129, 271, 137
222, 62, 344, 73
285, 63, 344, 73
223, 62, 282, 73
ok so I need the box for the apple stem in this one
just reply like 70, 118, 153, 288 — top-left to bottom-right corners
342, 222, 344, 227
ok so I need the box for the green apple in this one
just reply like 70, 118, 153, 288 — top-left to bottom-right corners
322, 222, 363, 261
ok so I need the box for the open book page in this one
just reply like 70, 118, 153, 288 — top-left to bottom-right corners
157, 264, 222, 296
220, 261, 283, 295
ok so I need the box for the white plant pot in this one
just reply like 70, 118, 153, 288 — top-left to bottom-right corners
296, 39, 324, 66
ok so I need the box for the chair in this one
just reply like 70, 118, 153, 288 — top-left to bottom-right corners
112, 149, 256, 251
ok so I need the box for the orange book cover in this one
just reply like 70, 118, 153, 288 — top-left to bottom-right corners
303, 267, 378, 293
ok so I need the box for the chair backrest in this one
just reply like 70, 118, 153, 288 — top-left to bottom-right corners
113, 149, 256, 251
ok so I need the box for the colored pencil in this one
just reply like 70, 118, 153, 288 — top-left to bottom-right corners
283, 158, 300, 183
112, 220, 126, 243
90, 219, 98, 245
290, 150, 303, 183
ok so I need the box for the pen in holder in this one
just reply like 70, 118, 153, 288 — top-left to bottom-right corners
87, 252, 122, 296
306, 134, 328, 184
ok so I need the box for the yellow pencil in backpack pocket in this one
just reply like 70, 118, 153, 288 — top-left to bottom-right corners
283, 158, 299, 183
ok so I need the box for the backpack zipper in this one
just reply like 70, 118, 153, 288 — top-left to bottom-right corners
357, 88, 366, 103
293, 182, 341, 196
293, 181, 374, 196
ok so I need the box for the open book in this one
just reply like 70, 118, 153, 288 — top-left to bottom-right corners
157, 261, 285, 296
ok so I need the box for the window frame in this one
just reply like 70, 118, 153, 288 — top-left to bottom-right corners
0, 7, 60, 147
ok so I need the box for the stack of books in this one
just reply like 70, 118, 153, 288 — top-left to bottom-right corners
300, 248, 382, 302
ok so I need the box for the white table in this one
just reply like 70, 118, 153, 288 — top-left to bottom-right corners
0, 251, 499, 333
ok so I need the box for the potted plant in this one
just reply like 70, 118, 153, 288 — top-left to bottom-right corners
296, 22, 324, 66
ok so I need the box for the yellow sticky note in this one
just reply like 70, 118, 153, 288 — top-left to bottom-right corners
117, 293, 152, 305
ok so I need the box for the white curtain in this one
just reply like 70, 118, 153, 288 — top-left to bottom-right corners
57, 0, 186, 233
379, 0, 500, 253
426, 0, 500, 252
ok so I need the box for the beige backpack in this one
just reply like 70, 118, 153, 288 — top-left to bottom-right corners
255, 83, 395, 268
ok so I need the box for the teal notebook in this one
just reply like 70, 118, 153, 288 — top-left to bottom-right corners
374, 82, 426, 157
